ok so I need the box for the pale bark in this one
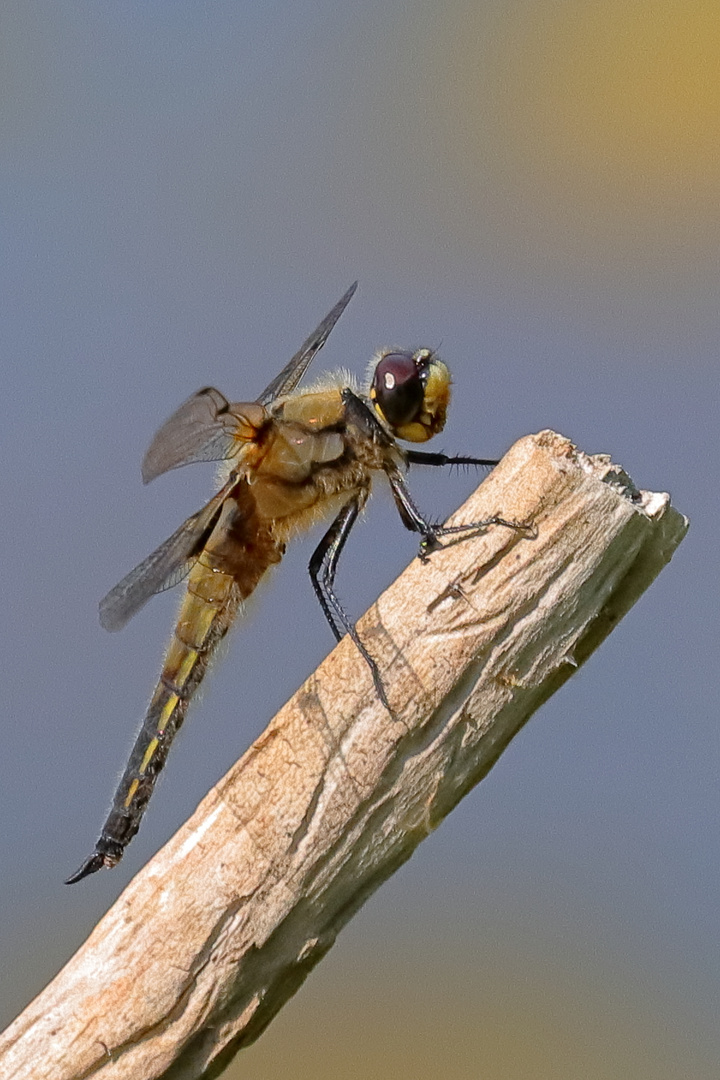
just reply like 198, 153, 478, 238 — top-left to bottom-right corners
0, 431, 688, 1080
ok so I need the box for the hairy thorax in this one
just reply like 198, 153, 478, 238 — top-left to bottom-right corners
241, 384, 398, 541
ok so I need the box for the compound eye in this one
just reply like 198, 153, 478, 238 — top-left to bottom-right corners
370, 351, 424, 430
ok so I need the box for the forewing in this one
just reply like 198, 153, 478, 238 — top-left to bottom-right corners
257, 281, 357, 405
142, 386, 245, 484
99, 482, 231, 631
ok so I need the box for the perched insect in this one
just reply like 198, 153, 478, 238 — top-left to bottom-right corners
66, 282, 523, 882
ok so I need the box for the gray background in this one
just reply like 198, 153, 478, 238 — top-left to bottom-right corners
1, 3, 718, 1076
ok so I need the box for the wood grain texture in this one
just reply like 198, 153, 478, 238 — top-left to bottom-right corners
0, 431, 688, 1080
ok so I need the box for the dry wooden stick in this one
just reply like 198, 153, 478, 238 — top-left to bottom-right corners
0, 431, 687, 1080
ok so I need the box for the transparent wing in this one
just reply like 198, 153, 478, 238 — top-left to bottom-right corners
141, 283, 357, 481
99, 481, 233, 632
256, 281, 357, 405
142, 386, 252, 484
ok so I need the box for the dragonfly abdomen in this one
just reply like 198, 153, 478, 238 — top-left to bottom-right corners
65, 569, 243, 883
117, 562, 242, 830
66, 486, 283, 883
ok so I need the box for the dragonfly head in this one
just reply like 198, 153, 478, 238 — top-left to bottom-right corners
368, 348, 450, 443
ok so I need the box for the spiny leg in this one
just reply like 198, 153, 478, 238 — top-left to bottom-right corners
308, 498, 360, 641
405, 450, 500, 468
386, 466, 533, 560
308, 492, 393, 713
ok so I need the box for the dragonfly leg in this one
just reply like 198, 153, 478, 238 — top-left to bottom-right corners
308, 491, 392, 712
386, 468, 534, 561
405, 450, 499, 468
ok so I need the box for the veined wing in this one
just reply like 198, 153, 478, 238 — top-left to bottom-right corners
142, 387, 267, 484
256, 280, 357, 406
99, 478, 235, 632
140, 283, 356, 483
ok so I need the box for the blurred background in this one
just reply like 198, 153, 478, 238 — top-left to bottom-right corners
1, 2, 718, 1076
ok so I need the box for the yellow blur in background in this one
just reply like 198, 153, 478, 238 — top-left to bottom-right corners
349, 0, 720, 277
493, 0, 720, 197
234, 922, 716, 1079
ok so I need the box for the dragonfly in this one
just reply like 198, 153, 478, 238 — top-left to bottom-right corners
66, 281, 523, 883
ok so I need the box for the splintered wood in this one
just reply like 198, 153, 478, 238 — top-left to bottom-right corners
0, 431, 688, 1080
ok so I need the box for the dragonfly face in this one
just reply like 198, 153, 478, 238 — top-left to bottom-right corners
369, 348, 450, 442
66, 282, 521, 883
